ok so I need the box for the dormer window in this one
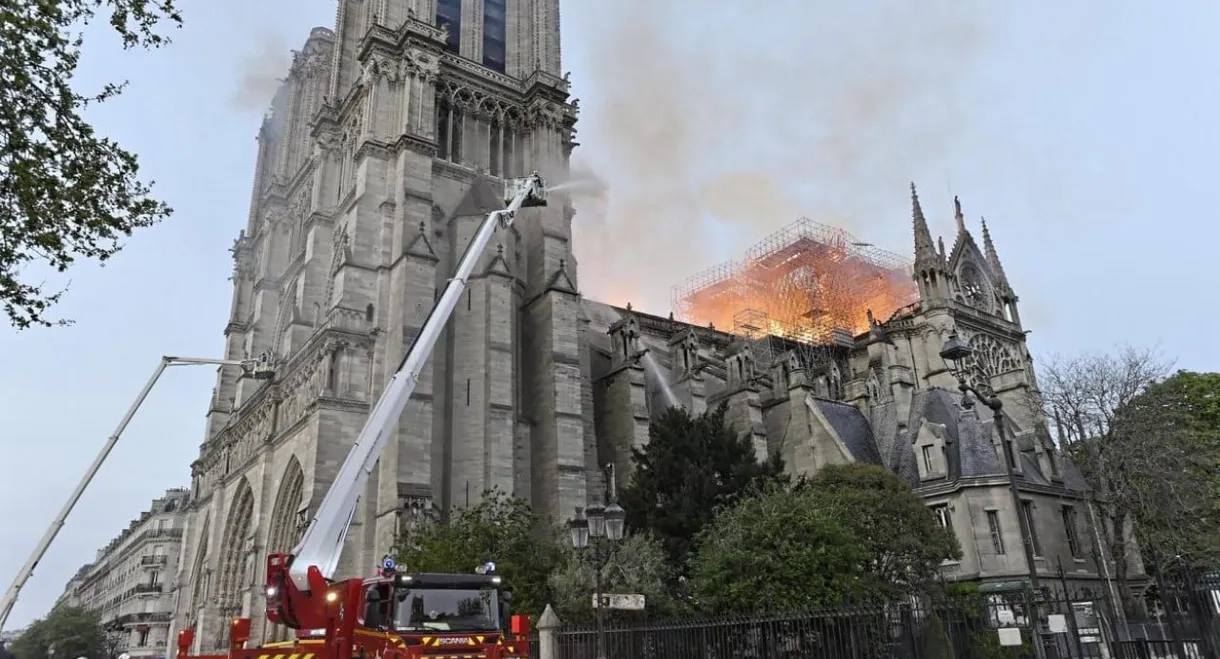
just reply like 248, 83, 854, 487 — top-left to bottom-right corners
915, 419, 949, 481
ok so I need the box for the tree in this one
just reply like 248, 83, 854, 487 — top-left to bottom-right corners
548, 533, 678, 623
9, 605, 105, 659
799, 463, 961, 596
1, 0, 181, 329
921, 614, 954, 659
945, 583, 1030, 659
688, 484, 868, 613
1037, 347, 1220, 603
620, 404, 786, 574
1114, 371, 1220, 568
391, 489, 563, 616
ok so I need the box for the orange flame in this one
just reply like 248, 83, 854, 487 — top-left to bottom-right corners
678, 233, 918, 343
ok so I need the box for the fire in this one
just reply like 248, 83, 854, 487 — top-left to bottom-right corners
673, 218, 918, 343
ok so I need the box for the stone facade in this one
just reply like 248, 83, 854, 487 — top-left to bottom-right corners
57, 489, 189, 658
173, 0, 583, 649
171, 1, 1143, 650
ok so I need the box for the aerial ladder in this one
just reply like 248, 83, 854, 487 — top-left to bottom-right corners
0, 355, 275, 633
176, 173, 548, 659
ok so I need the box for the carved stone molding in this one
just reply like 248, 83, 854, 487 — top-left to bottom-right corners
229, 231, 254, 280
278, 351, 326, 431
362, 50, 441, 85
291, 36, 333, 79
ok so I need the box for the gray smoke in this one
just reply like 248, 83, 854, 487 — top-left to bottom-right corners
568, 0, 1002, 315
230, 35, 293, 114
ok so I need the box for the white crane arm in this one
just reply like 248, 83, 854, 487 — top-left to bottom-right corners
0, 356, 273, 632
286, 173, 547, 590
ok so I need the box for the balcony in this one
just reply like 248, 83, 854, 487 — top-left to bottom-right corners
111, 612, 172, 626
140, 555, 169, 567
128, 583, 163, 597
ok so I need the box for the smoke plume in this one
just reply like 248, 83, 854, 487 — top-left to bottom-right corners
230, 35, 293, 113
568, 0, 1002, 315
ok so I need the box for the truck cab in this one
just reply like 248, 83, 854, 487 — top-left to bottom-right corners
362, 573, 512, 638
336, 562, 529, 658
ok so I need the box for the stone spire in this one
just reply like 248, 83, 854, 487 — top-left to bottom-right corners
911, 183, 937, 264
910, 183, 949, 302
980, 217, 1013, 294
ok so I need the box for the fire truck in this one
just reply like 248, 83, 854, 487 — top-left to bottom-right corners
180, 559, 529, 659
176, 174, 549, 659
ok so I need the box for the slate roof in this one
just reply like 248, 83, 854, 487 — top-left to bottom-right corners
824, 388, 1093, 490
579, 298, 1089, 494
811, 398, 883, 464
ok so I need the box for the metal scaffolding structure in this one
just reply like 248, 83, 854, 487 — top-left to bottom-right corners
672, 217, 917, 364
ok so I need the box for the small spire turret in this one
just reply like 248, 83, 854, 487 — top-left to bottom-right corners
980, 217, 1012, 294
909, 183, 950, 302
911, 183, 936, 259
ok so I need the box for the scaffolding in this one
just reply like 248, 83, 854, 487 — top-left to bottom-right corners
672, 217, 917, 363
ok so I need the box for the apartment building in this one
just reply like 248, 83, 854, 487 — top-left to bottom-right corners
59, 489, 189, 657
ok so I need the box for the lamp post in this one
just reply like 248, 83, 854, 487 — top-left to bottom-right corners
0, 355, 275, 632
940, 332, 1046, 654
568, 464, 626, 659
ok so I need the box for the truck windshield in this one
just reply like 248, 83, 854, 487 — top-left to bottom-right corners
395, 588, 500, 632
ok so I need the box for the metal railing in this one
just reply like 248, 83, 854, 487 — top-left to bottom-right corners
111, 612, 172, 626
127, 583, 164, 597
549, 583, 1218, 659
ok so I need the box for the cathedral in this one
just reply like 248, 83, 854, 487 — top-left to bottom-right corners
171, 0, 1136, 650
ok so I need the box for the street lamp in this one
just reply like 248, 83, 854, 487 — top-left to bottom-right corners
567, 464, 626, 659
0, 354, 275, 632
940, 332, 1046, 654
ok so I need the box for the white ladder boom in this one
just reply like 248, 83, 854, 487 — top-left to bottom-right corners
286, 173, 547, 589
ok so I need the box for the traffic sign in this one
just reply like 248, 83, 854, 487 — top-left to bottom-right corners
591, 593, 645, 610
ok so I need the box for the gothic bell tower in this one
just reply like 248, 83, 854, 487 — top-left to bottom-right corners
322, 0, 585, 541
907, 186, 1037, 422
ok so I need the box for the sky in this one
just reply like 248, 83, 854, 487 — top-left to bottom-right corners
1, 0, 1218, 630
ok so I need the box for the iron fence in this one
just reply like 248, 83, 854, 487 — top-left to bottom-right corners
549, 582, 1218, 659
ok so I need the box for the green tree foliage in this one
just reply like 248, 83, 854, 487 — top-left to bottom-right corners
10, 605, 105, 659
1041, 347, 1184, 604
391, 489, 563, 616
1165, 370, 1220, 440
548, 533, 678, 623
799, 464, 961, 595
1, 0, 181, 329
1117, 370, 1220, 567
620, 404, 786, 573
688, 484, 867, 613
1047, 358, 1220, 578
944, 583, 1030, 659
921, 613, 955, 659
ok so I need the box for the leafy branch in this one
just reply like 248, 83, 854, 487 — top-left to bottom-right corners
0, 0, 182, 328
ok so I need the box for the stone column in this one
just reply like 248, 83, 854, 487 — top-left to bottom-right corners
537, 604, 561, 659
667, 327, 706, 415
710, 344, 768, 461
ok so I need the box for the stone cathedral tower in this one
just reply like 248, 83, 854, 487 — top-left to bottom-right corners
172, 0, 589, 649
